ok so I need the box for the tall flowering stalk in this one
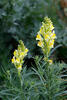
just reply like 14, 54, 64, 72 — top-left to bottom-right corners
36, 17, 56, 64
35, 17, 65, 100
12, 40, 28, 73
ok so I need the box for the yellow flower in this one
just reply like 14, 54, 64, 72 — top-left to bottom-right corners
40, 27, 43, 33
38, 41, 43, 47
16, 58, 20, 63
36, 34, 42, 41
50, 24, 54, 30
13, 50, 17, 56
49, 40, 54, 48
25, 48, 28, 53
44, 34, 50, 40
48, 60, 53, 65
17, 65, 22, 69
17, 65, 22, 71
11, 57, 15, 63
51, 33, 56, 39
21, 52, 24, 56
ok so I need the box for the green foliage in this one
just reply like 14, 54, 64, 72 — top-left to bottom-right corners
0, 59, 67, 100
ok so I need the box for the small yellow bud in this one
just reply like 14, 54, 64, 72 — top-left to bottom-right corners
18, 65, 22, 69
17, 65, 22, 71
48, 60, 53, 65
25, 48, 28, 53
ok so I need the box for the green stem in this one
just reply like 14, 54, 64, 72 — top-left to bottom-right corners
18, 71, 26, 99
18, 70, 22, 87
46, 61, 52, 100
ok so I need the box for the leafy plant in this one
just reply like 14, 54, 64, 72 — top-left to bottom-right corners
0, 17, 67, 100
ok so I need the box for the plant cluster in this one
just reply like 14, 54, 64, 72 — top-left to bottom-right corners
0, 17, 67, 100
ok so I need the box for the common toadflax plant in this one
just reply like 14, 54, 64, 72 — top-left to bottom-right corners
36, 17, 56, 64
0, 17, 66, 100
34, 17, 66, 100
12, 40, 28, 72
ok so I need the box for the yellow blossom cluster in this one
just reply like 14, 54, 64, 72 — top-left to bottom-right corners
36, 17, 56, 57
12, 40, 28, 71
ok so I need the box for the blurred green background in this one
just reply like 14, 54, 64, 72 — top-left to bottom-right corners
0, 0, 67, 69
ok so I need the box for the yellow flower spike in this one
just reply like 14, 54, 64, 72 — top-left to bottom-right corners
36, 17, 56, 56
11, 40, 28, 72
36, 34, 42, 41
48, 60, 53, 65
38, 41, 43, 47
36, 17, 56, 65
